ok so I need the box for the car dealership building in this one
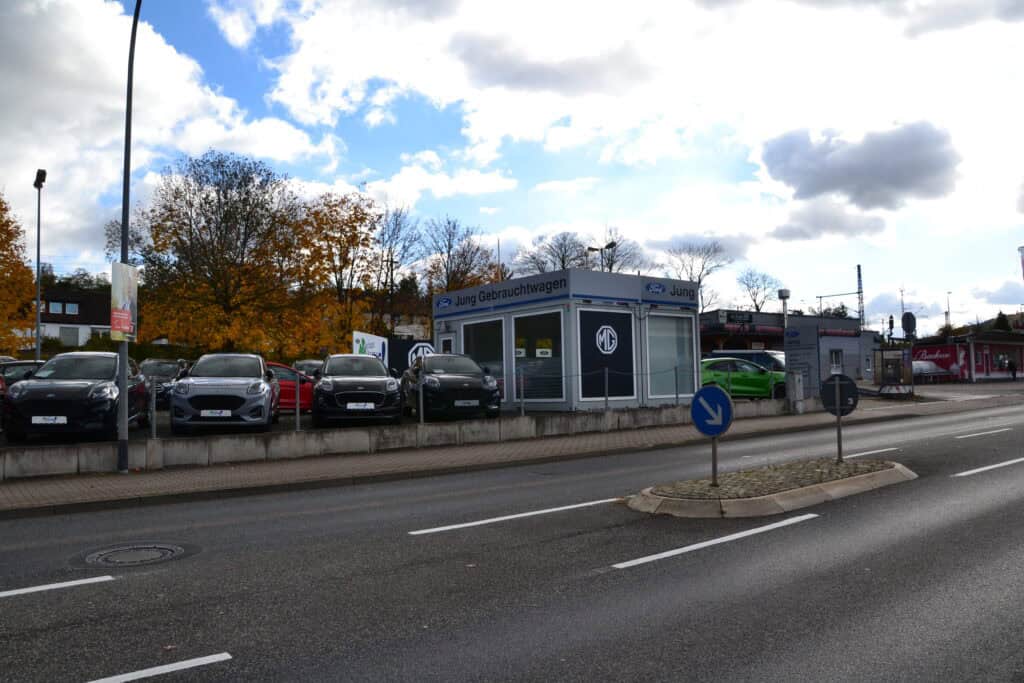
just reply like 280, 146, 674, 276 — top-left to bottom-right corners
431, 269, 700, 412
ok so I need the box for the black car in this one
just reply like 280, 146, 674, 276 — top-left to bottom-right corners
401, 354, 500, 420
1, 352, 149, 443
312, 354, 403, 427
140, 357, 186, 408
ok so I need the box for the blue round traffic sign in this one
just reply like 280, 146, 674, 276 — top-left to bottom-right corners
691, 385, 734, 437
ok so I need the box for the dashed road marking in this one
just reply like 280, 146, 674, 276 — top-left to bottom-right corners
87, 653, 232, 683
0, 575, 114, 599
954, 428, 1012, 440
952, 456, 1024, 478
409, 498, 622, 535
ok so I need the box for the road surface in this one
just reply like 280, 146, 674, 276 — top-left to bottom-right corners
2, 404, 1024, 681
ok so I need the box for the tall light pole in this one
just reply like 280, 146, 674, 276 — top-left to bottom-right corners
117, 0, 142, 473
32, 169, 46, 361
586, 240, 617, 272
945, 291, 951, 329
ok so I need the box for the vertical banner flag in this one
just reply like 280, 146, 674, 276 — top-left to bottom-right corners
353, 331, 389, 367
110, 262, 139, 342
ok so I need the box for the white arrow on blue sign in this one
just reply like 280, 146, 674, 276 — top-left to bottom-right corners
691, 385, 734, 437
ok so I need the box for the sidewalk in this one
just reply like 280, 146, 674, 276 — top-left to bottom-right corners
2, 395, 1020, 518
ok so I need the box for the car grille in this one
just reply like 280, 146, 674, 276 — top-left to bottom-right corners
447, 388, 481, 401
189, 395, 246, 411
335, 391, 384, 407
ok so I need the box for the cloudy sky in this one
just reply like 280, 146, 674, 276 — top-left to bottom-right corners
2, 0, 1023, 336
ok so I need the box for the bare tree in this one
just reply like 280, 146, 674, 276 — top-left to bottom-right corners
369, 206, 421, 332
736, 268, 782, 312
593, 226, 648, 273
514, 231, 588, 274
422, 216, 495, 293
664, 239, 733, 312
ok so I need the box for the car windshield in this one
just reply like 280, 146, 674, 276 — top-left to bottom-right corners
190, 356, 262, 378
325, 357, 387, 377
2, 364, 38, 381
295, 360, 322, 372
426, 356, 481, 374
34, 356, 116, 380
141, 361, 179, 376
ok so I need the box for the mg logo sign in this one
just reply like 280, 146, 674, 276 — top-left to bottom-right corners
408, 342, 434, 366
595, 325, 618, 355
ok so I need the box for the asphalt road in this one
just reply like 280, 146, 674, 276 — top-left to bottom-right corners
3, 404, 1024, 681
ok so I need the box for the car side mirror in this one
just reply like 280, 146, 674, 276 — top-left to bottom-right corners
23, 370, 33, 380
390, 368, 399, 378
265, 369, 275, 381
481, 366, 490, 375
313, 369, 322, 380
176, 369, 188, 379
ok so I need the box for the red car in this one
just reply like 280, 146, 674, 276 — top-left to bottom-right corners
268, 362, 314, 412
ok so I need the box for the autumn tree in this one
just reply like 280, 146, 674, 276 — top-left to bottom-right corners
422, 216, 495, 293
664, 239, 733, 313
138, 151, 304, 352
0, 192, 35, 356
515, 231, 588, 274
736, 268, 782, 312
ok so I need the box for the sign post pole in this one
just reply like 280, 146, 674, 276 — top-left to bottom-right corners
711, 436, 719, 487
835, 377, 843, 463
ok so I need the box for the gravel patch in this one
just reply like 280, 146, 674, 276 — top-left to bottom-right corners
651, 458, 895, 500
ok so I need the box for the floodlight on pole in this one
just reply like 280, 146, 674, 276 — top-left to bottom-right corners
33, 170, 46, 362
587, 241, 617, 272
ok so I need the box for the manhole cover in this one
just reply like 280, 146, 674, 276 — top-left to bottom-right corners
84, 543, 186, 567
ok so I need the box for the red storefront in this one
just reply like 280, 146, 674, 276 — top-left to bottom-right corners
913, 335, 1024, 382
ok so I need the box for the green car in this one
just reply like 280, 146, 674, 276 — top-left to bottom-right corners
701, 357, 786, 399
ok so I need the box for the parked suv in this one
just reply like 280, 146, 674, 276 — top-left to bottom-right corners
401, 354, 500, 420
312, 354, 402, 426
170, 353, 279, 435
2, 352, 148, 442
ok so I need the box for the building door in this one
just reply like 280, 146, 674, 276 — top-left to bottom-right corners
59, 326, 79, 347
439, 334, 455, 354
829, 349, 843, 375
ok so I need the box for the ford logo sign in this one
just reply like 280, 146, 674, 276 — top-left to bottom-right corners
436, 296, 452, 309
645, 282, 666, 295
785, 330, 799, 338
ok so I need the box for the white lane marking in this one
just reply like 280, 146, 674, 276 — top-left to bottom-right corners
0, 575, 114, 599
87, 653, 232, 683
847, 447, 900, 459
409, 498, 622, 535
952, 457, 1024, 478
954, 428, 1012, 440
613, 513, 819, 570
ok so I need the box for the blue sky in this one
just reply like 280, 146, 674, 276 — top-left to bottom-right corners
3, 0, 1024, 336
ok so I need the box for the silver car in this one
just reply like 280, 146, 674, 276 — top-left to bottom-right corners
170, 353, 280, 435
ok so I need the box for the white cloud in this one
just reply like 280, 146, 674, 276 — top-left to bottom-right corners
366, 165, 517, 208
399, 150, 444, 171
364, 108, 397, 128
479, 206, 500, 215
208, 0, 286, 49
532, 177, 600, 195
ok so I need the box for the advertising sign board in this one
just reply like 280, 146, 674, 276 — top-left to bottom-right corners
110, 262, 138, 342
579, 310, 634, 398
783, 320, 820, 399
353, 331, 388, 367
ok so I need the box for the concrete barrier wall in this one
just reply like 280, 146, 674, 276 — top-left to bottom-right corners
0, 398, 795, 480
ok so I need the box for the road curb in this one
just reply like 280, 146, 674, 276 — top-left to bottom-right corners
0, 398, 1002, 520
626, 461, 918, 518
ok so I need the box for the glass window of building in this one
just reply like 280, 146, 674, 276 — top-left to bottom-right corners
513, 312, 563, 400
49, 301, 63, 314
648, 315, 696, 397
65, 302, 79, 315
463, 319, 504, 397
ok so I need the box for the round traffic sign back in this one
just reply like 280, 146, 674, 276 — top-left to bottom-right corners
821, 374, 858, 417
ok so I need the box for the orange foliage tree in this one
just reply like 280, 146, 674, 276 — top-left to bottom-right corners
0, 192, 35, 355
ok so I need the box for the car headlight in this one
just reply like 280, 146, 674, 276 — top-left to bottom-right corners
247, 381, 268, 395
423, 375, 440, 389
173, 382, 190, 395
385, 378, 399, 393
317, 377, 333, 392
482, 375, 497, 390
7, 382, 27, 400
89, 383, 119, 401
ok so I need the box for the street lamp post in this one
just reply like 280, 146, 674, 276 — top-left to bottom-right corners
116, 0, 142, 473
946, 291, 952, 329
32, 170, 46, 362
586, 241, 617, 272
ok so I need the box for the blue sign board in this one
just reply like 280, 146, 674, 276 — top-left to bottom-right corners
691, 385, 734, 437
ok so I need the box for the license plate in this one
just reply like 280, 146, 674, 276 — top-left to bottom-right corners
454, 399, 479, 407
346, 402, 375, 410
31, 416, 67, 425
200, 409, 232, 417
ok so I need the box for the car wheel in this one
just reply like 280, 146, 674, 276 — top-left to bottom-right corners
5, 428, 26, 444
390, 415, 402, 426
772, 383, 786, 399
312, 412, 327, 429
170, 422, 188, 437
485, 409, 499, 419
